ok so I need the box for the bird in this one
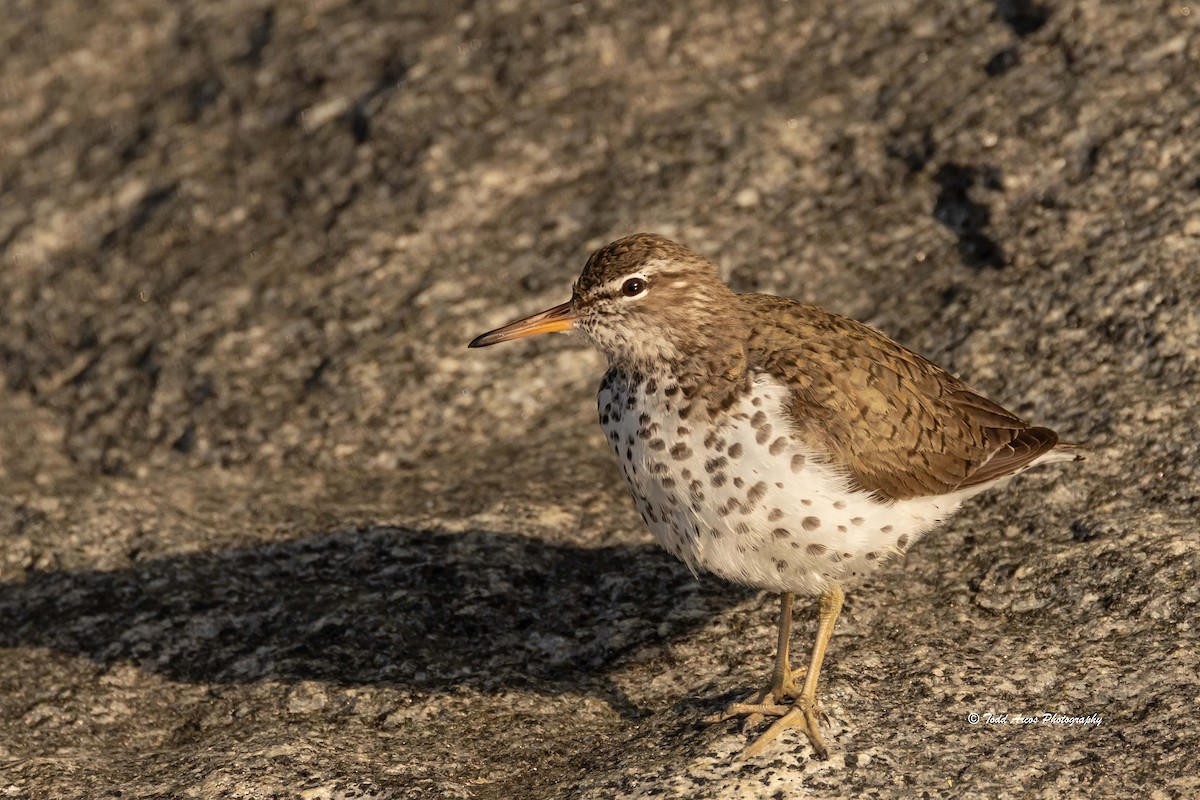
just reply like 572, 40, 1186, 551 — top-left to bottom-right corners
468, 233, 1084, 758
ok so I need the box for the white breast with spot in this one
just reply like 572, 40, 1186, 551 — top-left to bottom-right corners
598, 371, 964, 595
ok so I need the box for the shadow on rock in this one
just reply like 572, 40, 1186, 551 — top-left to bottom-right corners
0, 527, 751, 714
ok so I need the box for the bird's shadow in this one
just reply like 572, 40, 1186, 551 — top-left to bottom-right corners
0, 527, 754, 717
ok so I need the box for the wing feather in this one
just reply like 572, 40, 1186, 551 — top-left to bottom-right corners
741, 294, 1065, 501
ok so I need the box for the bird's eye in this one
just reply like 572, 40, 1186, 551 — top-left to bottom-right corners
621, 277, 646, 297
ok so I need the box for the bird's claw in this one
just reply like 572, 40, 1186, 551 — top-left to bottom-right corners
707, 680, 830, 759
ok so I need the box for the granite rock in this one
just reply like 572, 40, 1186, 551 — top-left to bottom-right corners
2, 0, 1198, 797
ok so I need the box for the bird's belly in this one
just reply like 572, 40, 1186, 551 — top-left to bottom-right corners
598, 374, 958, 595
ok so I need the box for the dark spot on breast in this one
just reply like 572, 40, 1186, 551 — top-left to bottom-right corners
751, 410, 767, 428
881, 525, 894, 533
837, 525, 847, 533
665, 384, 680, 397
662, 477, 676, 489
649, 438, 666, 451
677, 426, 690, 437
773, 558, 788, 572
639, 412, 651, 425
751, 396, 762, 407
768, 508, 784, 522
705, 456, 727, 474
669, 443, 692, 460
711, 472, 727, 488
769, 436, 788, 456
833, 500, 846, 510
807, 543, 827, 555
772, 528, 789, 539
728, 442, 743, 459
802, 516, 821, 531
791, 454, 806, 472
851, 517, 864, 526
733, 477, 744, 489
681, 468, 692, 481
746, 481, 768, 505
645, 377, 658, 394
625, 447, 633, 461
897, 534, 910, 550
801, 498, 813, 507
735, 522, 751, 535
755, 425, 773, 445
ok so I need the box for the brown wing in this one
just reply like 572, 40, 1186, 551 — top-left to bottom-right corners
741, 294, 1058, 502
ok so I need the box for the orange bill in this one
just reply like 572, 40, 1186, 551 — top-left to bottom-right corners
468, 300, 577, 348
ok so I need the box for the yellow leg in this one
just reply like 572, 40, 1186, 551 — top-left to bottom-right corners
705, 593, 803, 724
767, 591, 798, 695
743, 583, 844, 759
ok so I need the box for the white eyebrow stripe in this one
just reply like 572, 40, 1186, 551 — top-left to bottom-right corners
599, 258, 675, 293
639, 258, 672, 272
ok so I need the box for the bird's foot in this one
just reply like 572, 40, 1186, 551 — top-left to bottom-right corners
706, 674, 831, 759
704, 666, 805, 730
740, 694, 830, 759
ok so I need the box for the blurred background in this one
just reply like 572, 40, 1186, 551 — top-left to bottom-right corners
1, 1, 1197, 798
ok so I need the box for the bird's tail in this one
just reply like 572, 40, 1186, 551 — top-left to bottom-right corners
1034, 442, 1088, 466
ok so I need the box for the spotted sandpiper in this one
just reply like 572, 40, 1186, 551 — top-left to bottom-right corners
469, 233, 1084, 758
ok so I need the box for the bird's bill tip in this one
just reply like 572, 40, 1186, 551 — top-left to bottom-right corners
468, 300, 577, 348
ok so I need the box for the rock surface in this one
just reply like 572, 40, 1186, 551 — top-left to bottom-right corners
2, 0, 1198, 797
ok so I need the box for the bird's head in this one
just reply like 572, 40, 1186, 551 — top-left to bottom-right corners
469, 233, 741, 370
